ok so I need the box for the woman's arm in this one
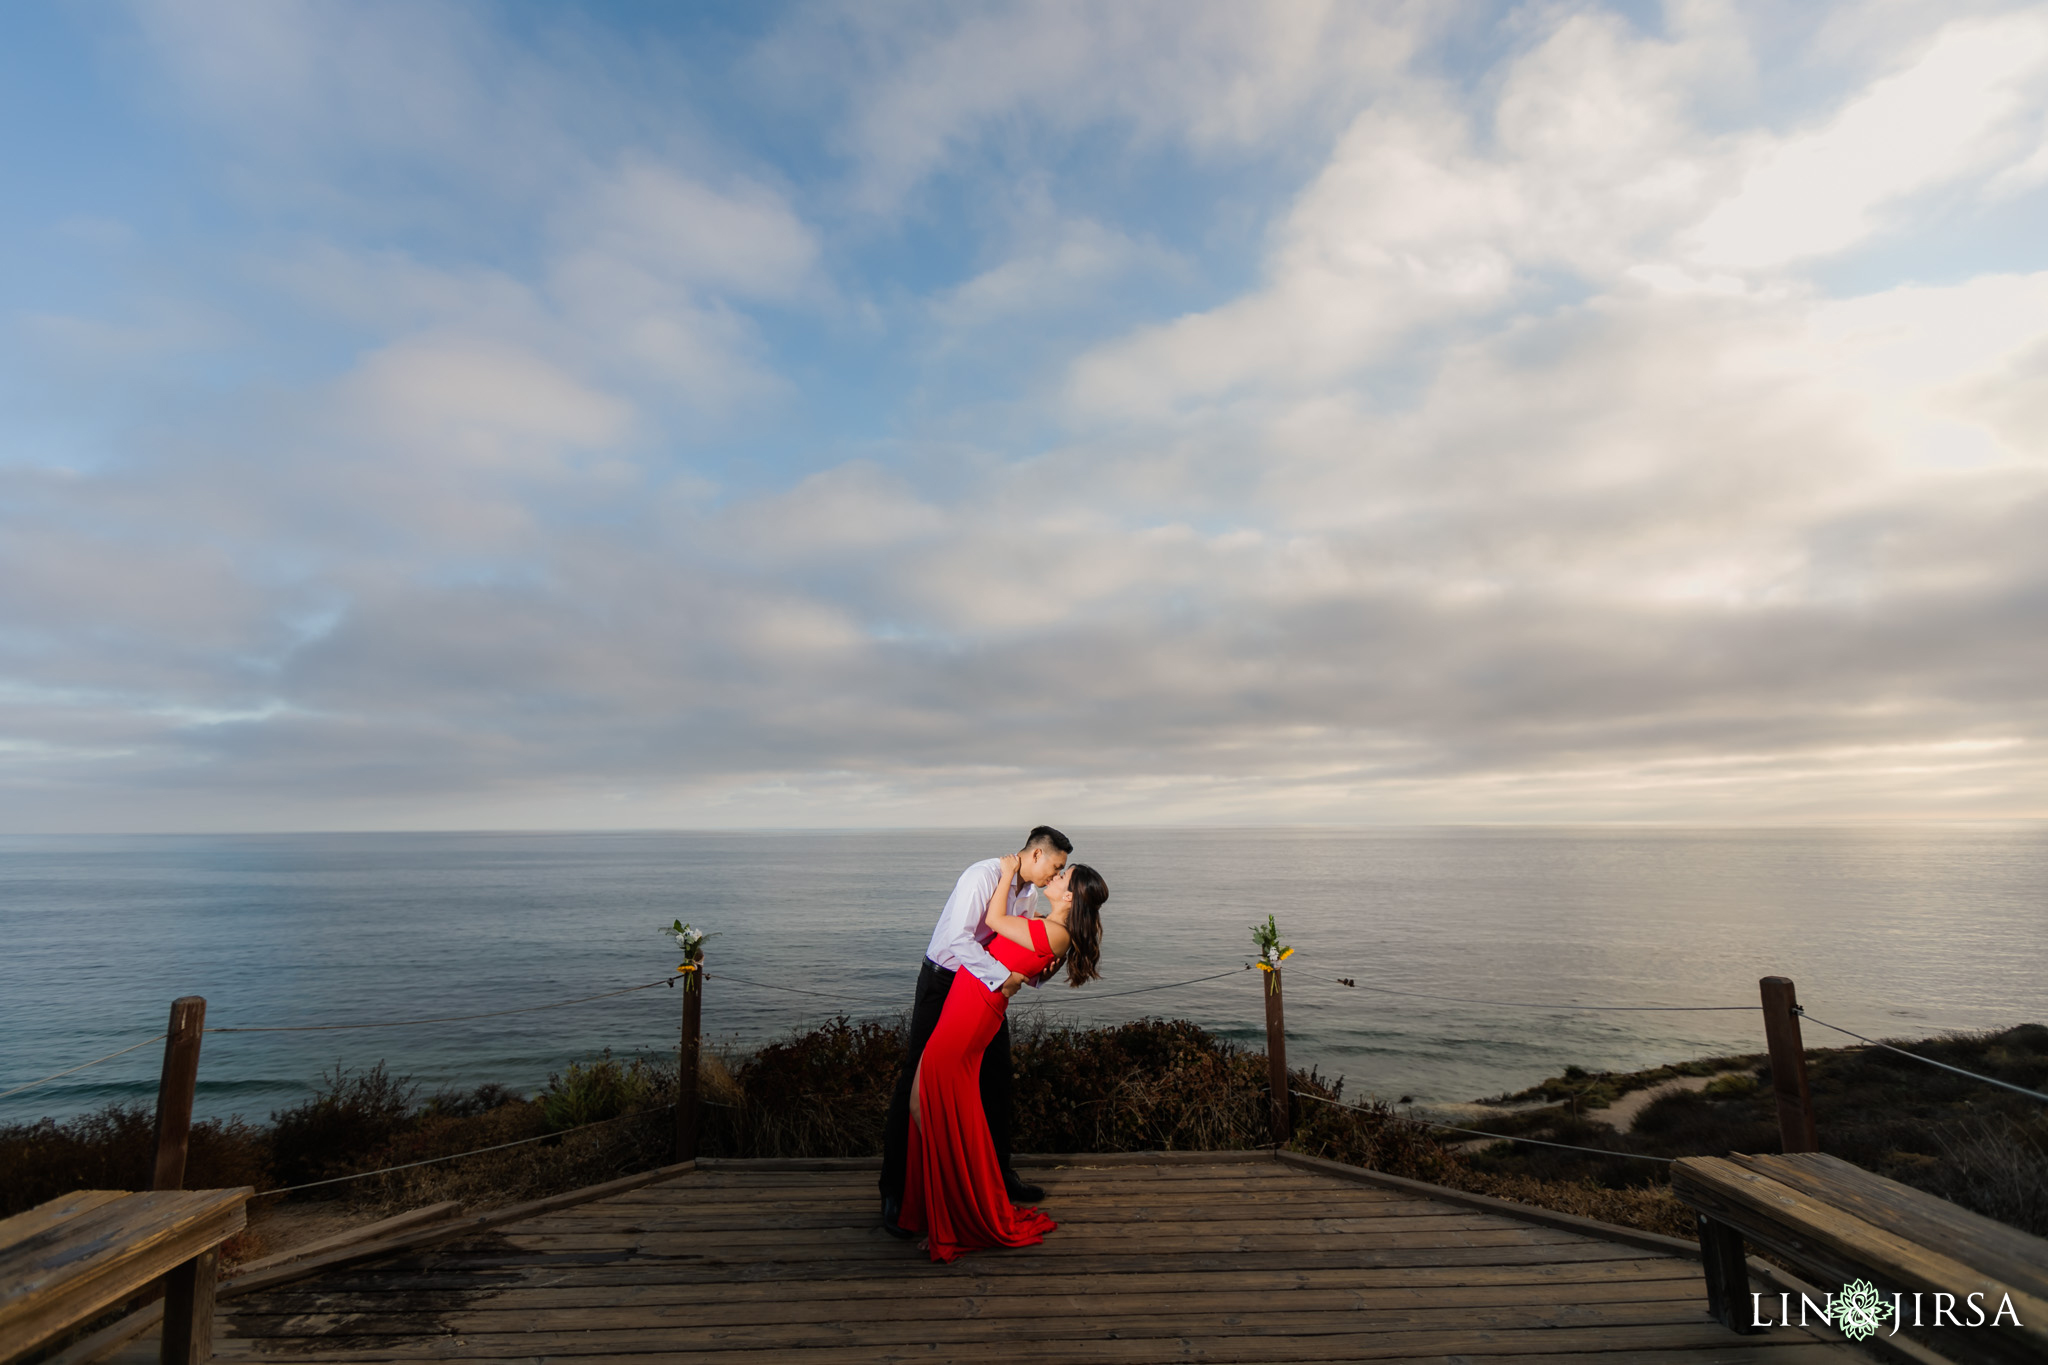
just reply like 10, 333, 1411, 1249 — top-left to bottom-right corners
986, 855, 1071, 956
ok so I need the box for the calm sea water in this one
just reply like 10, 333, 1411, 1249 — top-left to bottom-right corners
2, 827, 2043, 1127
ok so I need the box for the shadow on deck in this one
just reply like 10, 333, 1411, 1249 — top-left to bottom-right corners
123, 1153, 1864, 1364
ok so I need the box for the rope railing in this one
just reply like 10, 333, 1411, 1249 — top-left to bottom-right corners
1795, 1008, 2048, 1104
1307, 976, 1759, 1012
1046, 967, 1249, 1002
1291, 1089, 1676, 1164
205, 977, 676, 1033
706, 972, 899, 1006
0, 1034, 168, 1102
12, 928, 2039, 1198
252, 1103, 677, 1196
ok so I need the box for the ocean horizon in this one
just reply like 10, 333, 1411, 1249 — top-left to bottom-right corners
4, 825, 2044, 1127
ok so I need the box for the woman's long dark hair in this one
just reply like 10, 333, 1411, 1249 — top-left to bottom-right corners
1061, 864, 1107, 987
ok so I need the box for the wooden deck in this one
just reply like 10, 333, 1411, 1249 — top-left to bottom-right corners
117, 1153, 1862, 1364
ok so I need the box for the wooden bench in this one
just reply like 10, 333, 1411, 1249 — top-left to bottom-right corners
1672, 1151, 2048, 1364
0, 1188, 248, 1365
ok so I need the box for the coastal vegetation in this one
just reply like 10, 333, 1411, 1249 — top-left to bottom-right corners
3, 1018, 2041, 1260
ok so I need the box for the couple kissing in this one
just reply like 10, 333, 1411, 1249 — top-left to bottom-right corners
879, 826, 1110, 1262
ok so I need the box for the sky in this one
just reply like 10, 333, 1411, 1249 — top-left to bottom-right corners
2, 0, 2046, 832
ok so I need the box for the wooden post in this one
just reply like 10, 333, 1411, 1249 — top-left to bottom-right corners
676, 966, 702, 1162
1263, 967, 1291, 1145
1697, 1216, 1759, 1333
151, 997, 213, 1363
151, 997, 206, 1191
159, 1249, 219, 1365
1758, 976, 1817, 1154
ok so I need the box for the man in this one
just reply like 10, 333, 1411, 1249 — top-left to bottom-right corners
880, 825, 1072, 1236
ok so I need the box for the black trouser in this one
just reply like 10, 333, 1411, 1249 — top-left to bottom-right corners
879, 958, 1016, 1205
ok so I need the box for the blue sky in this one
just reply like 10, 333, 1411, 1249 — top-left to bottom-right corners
3, 0, 2047, 830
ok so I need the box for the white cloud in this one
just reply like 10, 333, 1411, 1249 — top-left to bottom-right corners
567, 162, 820, 302
935, 219, 1149, 328
1689, 13, 2048, 268
6, 1, 2048, 829
342, 338, 633, 472
767, 0, 1428, 209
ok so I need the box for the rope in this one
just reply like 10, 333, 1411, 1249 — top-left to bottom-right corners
206, 978, 673, 1033
714, 966, 1247, 1008
252, 1104, 675, 1196
1291, 1090, 1675, 1164
1072, 968, 1249, 1001
1795, 1010, 2048, 1104
0, 1034, 168, 1101
707, 973, 899, 1006
1312, 977, 1757, 1012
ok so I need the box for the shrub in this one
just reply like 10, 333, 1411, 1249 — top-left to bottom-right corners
0, 1106, 269, 1218
267, 1064, 417, 1193
540, 1052, 660, 1131
698, 1017, 903, 1159
1929, 1115, 2048, 1236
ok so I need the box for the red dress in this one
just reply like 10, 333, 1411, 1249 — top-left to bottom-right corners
899, 919, 1060, 1263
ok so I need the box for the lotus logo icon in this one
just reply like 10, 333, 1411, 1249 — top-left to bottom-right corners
1831, 1280, 1893, 1342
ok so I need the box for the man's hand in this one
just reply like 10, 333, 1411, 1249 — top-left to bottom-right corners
1000, 972, 1026, 999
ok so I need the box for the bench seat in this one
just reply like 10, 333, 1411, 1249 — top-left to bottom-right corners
1672, 1151, 2047, 1365
0, 1188, 248, 1365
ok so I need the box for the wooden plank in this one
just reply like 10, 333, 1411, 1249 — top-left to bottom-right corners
233, 1287, 1731, 1332
514, 1206, 1482, 1234
219, 1294, 1739, 1347
46, 1204, 471, 1365
226, 1280, 1726, 1336
1278, 1150, 1700, 1259
1731, 1152, 2048, 1300
1673, 1156, 2048, 1365
618, 1185, 1439, 1208
688, 1150, 1279, 1172
206, 1348, 1853, 1365
0, 1193, 133, 1251
197, 1319, 1847, 1362
313, 1238, 1674, 1287
490, 1222, 1588, 1254
516, 1209, 1531, 1236
504, 1205, 1566, 1237
598, 1179, 1410, 1206
1020, 1149, 1280, 1168
226, 1204, 463, 1282
692, 1162, 1294, 1186
216, 1163, 697, 1299
0, 1190, 247, 1362
266, 1254, 1696, 1301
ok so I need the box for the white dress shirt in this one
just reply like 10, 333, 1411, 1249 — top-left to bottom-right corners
926, 857, 1040, 993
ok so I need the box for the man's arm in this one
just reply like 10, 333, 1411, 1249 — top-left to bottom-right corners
938, 862, 1018, 994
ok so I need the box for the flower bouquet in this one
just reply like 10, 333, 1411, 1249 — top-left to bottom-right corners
1250, 913, 1293, 994
666, 919, 710, 974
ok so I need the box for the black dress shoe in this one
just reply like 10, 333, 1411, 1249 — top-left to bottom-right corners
1004, 1178, 1046, 1203
880, 1195, 914, 1239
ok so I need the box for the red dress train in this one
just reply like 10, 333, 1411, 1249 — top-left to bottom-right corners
899, 919, 1060, 1263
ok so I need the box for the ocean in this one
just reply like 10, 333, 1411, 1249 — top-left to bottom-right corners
2, 827, 2043, 1127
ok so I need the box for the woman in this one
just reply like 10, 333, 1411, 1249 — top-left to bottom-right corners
898, 855, 1108, 1262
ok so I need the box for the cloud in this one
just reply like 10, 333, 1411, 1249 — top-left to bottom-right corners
569, 162, 819, 302
934, 219, 1150, 328
764, 0, 1429, 209
1689, 13, 2048, 268
3, 1, 2047, 830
